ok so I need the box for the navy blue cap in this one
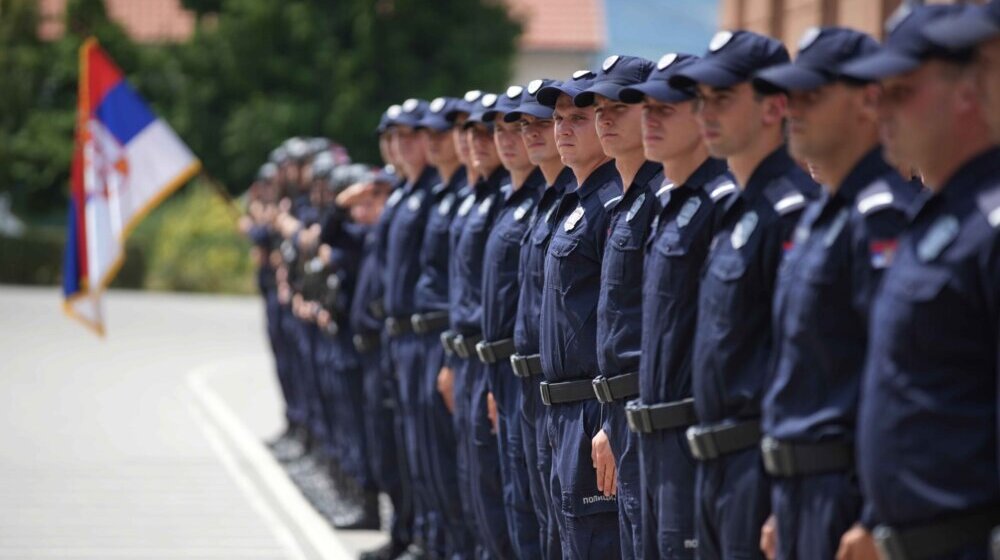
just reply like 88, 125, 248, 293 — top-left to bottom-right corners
753, 27, 880, 93
376, 104, 402, 134
464, 92, 499, 130
620, 53, 701, 104
537, 69, 598, 107
669, 30, 790, 90
482, 85, 526, 122
841, 4, 976, 81
417, 97, 462, 131
392, 98, 430, 128
925, 0, 1000, 52
504, 79, 557, 122
574, 55, 656, 106
445, 90, 484, 122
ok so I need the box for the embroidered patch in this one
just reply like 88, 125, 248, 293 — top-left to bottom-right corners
564, 205, 585, 232
730, 211, 758, 249
676, 197, 702, 228
917, 215, 960, 262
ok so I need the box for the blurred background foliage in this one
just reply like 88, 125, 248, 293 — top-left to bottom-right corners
0, 0, 520, 292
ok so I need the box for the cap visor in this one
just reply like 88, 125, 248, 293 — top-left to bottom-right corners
537, 85, 584, 107
503, 102, 554, 122
668, 60, 745, 89
574, 81, 627, 107
392, 114, 423, 128
619, 82, 692, 104
925, 9, 1000, 51
752, 64, 829, 93
416, 115, 452, 131
841, 50, 921, 81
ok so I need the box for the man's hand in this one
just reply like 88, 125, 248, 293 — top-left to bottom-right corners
336, 181, 375, 208
591, 429, 617, 497
437, 367, 454, 414
760, 514, 778, 559
836, 524, 879, 560
487, 392, 498, 434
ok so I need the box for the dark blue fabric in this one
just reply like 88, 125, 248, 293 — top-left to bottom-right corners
384, 166, 440, 319
415, 169, 468, 313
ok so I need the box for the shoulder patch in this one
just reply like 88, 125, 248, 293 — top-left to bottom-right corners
857, 180, 894, 215
976, 183, 1000, 228
657, 182, 677, 198
764, 179, 807, 215
709, 180, 737, 202
604, 194, 624, 210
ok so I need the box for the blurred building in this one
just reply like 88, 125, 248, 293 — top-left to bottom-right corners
718, 0, 975, 53
38, 0, 196, 43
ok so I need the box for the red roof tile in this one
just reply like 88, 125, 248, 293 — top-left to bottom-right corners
38, 0, 195, 43
505, 0, 605, 51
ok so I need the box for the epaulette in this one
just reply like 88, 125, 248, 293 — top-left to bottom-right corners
431, 181, 448, 196
500, 183, 513, 198
604, 194, 624, 210
977, 181, 1000, 228
706, 175, 737, 202
856, 180, 895, 215
764, 178, 807, 216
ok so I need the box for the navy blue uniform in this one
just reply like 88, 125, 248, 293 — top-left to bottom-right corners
384, 165, 439, 550
540, 159, 623, 559
858, 148, 1000, 559
513, 166, 574, 560
449, 167, 512, 558
413, 169, 472, 559
637, 158, 733, 560
481, 168, 545, 559
690, 146, 819, 559
762, 148, 917, 560
595, 160, 662, 560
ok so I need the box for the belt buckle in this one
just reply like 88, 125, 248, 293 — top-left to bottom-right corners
475, 341, 493, 364
686, 425, 719, 461
873, 526, 908, 560
592, 376, 614, 404
760, 436, 794, 476
440, 331, 456, 355
625, 400, 651, 433
411, 314, 426, 334
539, 382, 553, 406
352, 333, 365, 352
454, 335, 469, 359
509, 354, 525, 377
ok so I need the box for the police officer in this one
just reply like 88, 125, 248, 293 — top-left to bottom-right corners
668, 30, 820, 559
534, 70, 623, 559
751, 27, 920, 560
476, 84, 546, 559
571, 55, 661, 560
506, 78, 576, 560
617, 53, 735, 560
446, 92, 512, 558
837, 5, 1000, 558
410, 95, 474, 559
382, 98, 441, 560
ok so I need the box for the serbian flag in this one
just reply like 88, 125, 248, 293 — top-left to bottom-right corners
62, 38, 200, 335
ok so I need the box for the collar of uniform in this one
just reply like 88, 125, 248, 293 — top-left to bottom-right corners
406, 165, 439, 194
552, 165, 576, 192
575, 159, 621, 200
505, 167, 546, 203
936, 146, 1000, 206
833, 146, 893, 205
742, 144, 796, 201
689, 157, 729, 193
633, 160, 664, 190
475, 166, 509, 196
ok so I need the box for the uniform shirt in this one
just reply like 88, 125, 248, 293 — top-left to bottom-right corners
371, 177, 408, 321
449, 167, 508, 335
349, 228, 384, 338
513, 167, 575, 356
639, 158, 733, 405
481, 167, 545, 342
858, 147, 1000, 526
596, 161, 663, 377
763, 148, 918, 443
692, 146, 820, 423
540, 160, 624, 382
383, 166, 439, 319
415, 168, 468, 313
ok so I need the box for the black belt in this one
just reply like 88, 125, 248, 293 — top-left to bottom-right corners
411, 311, 450, 335
352, 332, 380, 353
874, 504, 1000, 560
440, 330, 458, 355
592, 373, 639, 403
510, 354, 543, 378
385, 315, 413, 337
625, 398, 697, 434
760, 436, 853, 477
476, 338, 515, 364
539, 378, 596, 406
685, 419, 761, 461
452, 333, 482, 359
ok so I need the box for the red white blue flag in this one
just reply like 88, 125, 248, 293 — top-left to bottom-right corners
63, 38, 200, 334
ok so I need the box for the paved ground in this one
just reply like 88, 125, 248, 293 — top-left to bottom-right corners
0, 286, 386, 559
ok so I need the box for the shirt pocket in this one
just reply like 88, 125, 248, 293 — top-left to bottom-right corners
605, 226, 644, 286
546, 235, 582, 294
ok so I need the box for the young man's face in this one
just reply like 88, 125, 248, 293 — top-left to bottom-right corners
593, 94, 645, 158
391, 126, 426, 168
787, 82, 873, 163
553, 95, 606, 169
467, 123, 501, 173
494, 117, 533, 173
975, 37, 1000, 142
694, 82, 775, 158
519, 114, 559, 166
641, 97, 703, 163
451, 114, 472, 166
425, 128, 459, 168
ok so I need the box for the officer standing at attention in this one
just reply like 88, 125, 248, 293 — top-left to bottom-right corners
668, 30, 820, 559
751, 26, 919, 560
535, 70, 624, 560
382, 98, 440, 560
617, 52, 735, 560
476, 84, 546, 560
570, 54, 661, 560
506, 77, 577, 560
447, 92, 513, 559
410, 95, 473, 560
838, 4, 1000, 558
